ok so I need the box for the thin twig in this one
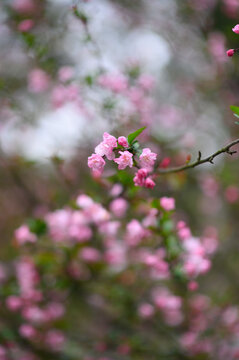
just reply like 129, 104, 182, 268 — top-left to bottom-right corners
157, 138, 239, 175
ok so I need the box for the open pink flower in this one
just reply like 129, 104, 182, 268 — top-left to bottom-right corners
114, 151, 133, 170
95, 132, 117, 160
88, 154, 105, 173
139, 148, 157, 170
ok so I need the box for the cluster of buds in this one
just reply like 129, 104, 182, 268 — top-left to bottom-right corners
88, 131, 157, 189
227, 24, 239, 57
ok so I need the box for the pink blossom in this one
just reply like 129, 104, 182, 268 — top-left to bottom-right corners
46, 209, 72, 242
12, 0, 36, 14
138, 75, 155, 91
227, 49, 235, 57
28, 69, 50, 93
17, 259, 39, 298
46, 303, 65, 320
160, 157, 171, 168
23, 306, 47, 324
125, 219, 145, 246
19, 324, 36, 339
153, 288, 183, 326
178, 227, 192, 240
109, 198, 128, 218
15, 225, 37, 245
118, 136, 128, 147
80, 247, 101, 262
225, 185, 239, 203
110, 184, 123, 197
99, 221, 120, 237
98, 73, 128, 93
145, 177, 156, 189
45, 330, 65, 351
180, 332, 197, 350
223, 0, 239, 17
233, 24, 239, 34
18, 19, 34, 32
138, 303, 155, 318
76, 194, 94, 208
6, 296, 22, 311
202, 237, 218, 255
58, 66, 74, 82
51, 85, 67, 107
104, 242, 126, 267
95, 132, 117, 160
188, 281, 198, 291
139, 148, 157, 170
88, 154, 105, 173
133, 168, 148, 187
160, 197, 175, 211
114, 151, 133, 170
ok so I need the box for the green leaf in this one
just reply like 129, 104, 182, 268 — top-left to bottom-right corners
21, 32, 36, 48
27, 218, 47, 236
127, 127, 146, 145
230, 105, 239, 118
235, 121, 239, 125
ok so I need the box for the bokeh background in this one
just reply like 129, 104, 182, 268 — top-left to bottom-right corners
1, 0, 239, 357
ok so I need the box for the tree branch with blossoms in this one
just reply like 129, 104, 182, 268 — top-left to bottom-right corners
88, 128, 239, 189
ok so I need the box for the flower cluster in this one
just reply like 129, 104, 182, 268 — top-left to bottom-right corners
88, 131, 157, 188
9, 191, 220, 359
227, 24, 239, 56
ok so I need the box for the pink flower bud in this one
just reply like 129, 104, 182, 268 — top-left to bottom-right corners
232, 24, 239, 34
227, 49, 235, 57
145, 177, 156, 189
18, 19, 34, 32
118, 136, 128, 147
188, 281, 198, 292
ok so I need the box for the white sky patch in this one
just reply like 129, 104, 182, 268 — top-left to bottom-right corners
1, 104, 86, 160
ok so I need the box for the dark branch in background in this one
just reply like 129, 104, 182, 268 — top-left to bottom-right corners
157, 138, 239, 175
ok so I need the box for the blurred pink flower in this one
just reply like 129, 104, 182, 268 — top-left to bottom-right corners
160, 197, 175, 211
18, 19, 34, 32
15, 225, 37, 245
45, 330, 65, 351
12, 0, 36, 14
28, 69, 50, 93
58, 66, 74, 82
109, 198, 128, 218
138, 303, 155, 318
88, 154, 105, 173
19, 324, 36, 339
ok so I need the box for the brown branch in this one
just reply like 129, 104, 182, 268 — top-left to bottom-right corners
157, 138, 239, 175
